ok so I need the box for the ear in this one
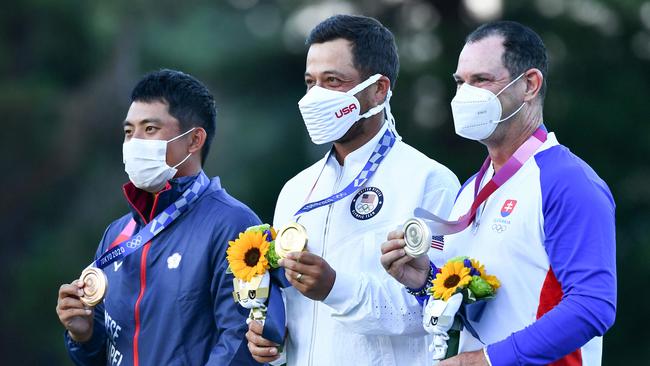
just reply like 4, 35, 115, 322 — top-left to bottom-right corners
188, 127, 207, 154
523, 68, 543, 102
371, 75, 391, 105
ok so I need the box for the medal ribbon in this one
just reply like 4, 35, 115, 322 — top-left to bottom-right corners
94, 171, 210, 269
294, 129, 396, 216
414, 127, 547, 235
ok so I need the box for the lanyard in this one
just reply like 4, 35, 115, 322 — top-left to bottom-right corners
293, 129, 396, 217
415, 127, 547, 235
94, 171, 210, 269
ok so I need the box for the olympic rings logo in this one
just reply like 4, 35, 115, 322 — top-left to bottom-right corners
356, 203, 373, 214
491, 223, 508, 233
127, 235, 143, 249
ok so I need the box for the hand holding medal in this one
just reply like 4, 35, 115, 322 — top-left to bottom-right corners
274, 222, 308, 259
78, 267, 108, 307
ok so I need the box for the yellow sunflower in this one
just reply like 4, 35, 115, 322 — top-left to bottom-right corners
431, 261, 472, 301
469, 258, 500, 290
226, 231, 270, 282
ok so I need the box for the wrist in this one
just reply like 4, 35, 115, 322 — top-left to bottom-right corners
405, 261, 435, 297
68, 330, 92, 343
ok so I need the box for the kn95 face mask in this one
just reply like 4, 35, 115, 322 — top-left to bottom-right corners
451, 73, 526, 141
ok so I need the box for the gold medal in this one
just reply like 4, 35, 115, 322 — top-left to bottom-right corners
79, 267, 108, 307
274, 222, 308, 259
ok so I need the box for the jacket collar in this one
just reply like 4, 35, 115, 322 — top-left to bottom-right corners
326, 122, 390, 170
122, 173, 203, 226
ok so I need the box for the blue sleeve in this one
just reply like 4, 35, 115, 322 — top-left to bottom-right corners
64, 218, 128, 365
206, 205, 263, 366
64, 301, 107, 366
487, 147, 617, 365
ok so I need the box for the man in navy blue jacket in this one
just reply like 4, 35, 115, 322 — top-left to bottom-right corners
56, 69, 261, 365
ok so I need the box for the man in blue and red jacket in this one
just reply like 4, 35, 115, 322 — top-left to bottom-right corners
56, 69, 261, 365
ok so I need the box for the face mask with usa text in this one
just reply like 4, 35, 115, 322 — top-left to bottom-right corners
298, 74, 388, 144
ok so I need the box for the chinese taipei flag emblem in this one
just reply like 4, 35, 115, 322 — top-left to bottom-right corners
500, 199, 517, 217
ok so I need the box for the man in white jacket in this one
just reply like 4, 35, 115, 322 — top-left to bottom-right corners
246, 14, 460, 366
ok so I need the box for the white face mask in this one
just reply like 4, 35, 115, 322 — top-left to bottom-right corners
122, 128, 195, 193
298, 74, 390, 145
451, 73, 526, 141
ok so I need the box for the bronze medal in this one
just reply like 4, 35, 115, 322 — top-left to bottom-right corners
402, 218, 431, 257
274, 222, 308, 259
79, 267, 108, 307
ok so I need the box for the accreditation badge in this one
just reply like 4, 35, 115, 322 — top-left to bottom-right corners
78, 267, 108, 307
274, 222, 308, 259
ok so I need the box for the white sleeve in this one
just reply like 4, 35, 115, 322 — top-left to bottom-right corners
321, 170, 460, 336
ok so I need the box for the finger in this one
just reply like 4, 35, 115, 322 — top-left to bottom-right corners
58, 297, 89, 311
247, 342, 280, 363
380, 247, 407, 270
251, 354, 280, 364
59, 283, 84, 298
286, 251, 320, 265
284, 269, 309, 293
245, 330, 279, 347
248, 319, 264, 335
60, 308, 93, 320
279, 258, 315, 277
387, 229, 405, 241
380, 238, 406, 254
246, 321, 279, 347
387, 253, 414, 272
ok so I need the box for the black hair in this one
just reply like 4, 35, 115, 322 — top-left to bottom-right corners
130, 69, 216, 165
306, 14, 399, 89
466, 21, 548, 100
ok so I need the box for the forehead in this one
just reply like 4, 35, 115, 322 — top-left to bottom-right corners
126, 100, 173, 123
455, 35, 508, 77
305, 38, 358, 77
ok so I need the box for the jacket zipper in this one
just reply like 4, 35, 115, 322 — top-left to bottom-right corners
132, 192, 161, 366
307, 166, 343, 366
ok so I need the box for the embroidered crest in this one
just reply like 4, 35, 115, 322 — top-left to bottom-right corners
167, 252, 182, 269
500, 199, 517, 217
350, 187, 384, 220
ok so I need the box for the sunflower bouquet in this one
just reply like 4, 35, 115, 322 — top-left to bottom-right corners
226, 224, 282, 323
423, 256, 500, 364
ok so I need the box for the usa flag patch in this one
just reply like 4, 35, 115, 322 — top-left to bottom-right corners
431, 235, 444, 251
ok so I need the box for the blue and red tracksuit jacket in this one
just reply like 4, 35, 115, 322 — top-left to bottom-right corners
65, 173, 262, 365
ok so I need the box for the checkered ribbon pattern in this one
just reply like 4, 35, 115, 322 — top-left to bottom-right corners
95, 171, 210, 269
295, 129, 395, 216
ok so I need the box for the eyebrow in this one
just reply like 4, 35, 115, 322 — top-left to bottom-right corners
122, 118, 162, 127
452, 72, 495, 81
304, 70, 348, 78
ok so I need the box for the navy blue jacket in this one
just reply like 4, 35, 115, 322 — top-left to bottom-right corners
65, 173, 261, 365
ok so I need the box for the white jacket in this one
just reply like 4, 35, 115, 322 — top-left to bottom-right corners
273, 124, 460, 366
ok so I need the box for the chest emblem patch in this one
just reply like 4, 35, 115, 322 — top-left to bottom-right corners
350, 187, 384, 220
167, 252, 182, 269
500, 199, 517, 217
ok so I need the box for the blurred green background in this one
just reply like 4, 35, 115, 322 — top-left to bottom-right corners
1, 0, 648, 364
